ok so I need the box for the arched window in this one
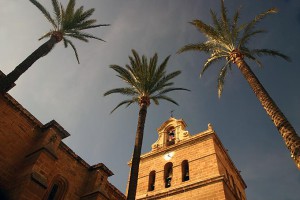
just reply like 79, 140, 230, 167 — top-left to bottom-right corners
164, 162, 173, 188
48, 184, 59, 200
0, 188, 8, 200
181, 160, 189, 182
166, 128, 175, 146
148, 171, 156, 191
44, 175, 68, 200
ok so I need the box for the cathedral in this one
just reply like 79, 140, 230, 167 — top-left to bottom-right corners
0, 89, 125, 200
0, 72, 246, 199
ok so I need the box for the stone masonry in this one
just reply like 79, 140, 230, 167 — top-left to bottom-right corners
128, 118, 247, 200
0, 92, 125, 200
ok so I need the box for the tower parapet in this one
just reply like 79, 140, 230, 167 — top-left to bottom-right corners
152, 117, 191, 150
129, 117, 247, 200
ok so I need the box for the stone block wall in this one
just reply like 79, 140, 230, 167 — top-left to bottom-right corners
0, 93, 125, 200
130, 118, 246, 200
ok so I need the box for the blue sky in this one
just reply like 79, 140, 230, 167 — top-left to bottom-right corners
1, 0, 300, 199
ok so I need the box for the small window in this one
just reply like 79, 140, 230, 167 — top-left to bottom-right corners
148, 171, 156, 191
166, 128, 175, 146
48, 184, 59, 200
164, 162, 173, 188
0, 188, 8, 200
44, 175, 68, 200
181, 160, 189, 182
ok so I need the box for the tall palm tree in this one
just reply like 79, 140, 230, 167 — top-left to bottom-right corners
178, 0, 300, 169
104, 49, 189, 199
0, 0, 109, 93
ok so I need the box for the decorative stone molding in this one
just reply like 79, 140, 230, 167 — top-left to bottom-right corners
31, 171, 48, 189
151, 118, 191, 150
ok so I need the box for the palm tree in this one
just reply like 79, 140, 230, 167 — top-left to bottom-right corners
104, 49, 189, 199
0, 0, 109, 93
178, 0, 300, 169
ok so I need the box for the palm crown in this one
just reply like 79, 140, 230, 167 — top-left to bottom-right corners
104, 49, 189, 113
104, 49, 189, 199
178, 0, 290, 97
178, 0, 300, 169
30, 0, 109, 63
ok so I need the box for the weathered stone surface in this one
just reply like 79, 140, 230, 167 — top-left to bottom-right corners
0, 93, 125, 200
129, 118, 247, 200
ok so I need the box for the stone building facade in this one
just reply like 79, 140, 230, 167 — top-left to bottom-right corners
0, 92, 125, 200
0, 70, 246, 200
128, 118, 247, 200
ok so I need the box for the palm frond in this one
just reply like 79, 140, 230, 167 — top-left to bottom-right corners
110, 65, 137, 86
152, 95, 179, 106
78, 32, 106, 42
217, 61, 230, 98
220, 0, 231, 43
243, 52, 263, 68
125, 64, 137, 82
104, 50, 188, 112
177, 43, 212, 54
138, 55, 148, 86
63, 38, 80, 63
150, 55, 169, 86
72, 6, 84, 24
251, 49, 291, 62
38, 32, 52, 41
72, 19, 96, 30
60, 3, 65, 27
110, 99, 136, 114
242, 8, 277, 41
190, 19, 224, 43
66, 0, 75, 18
131, 49, 143, 72
63, 38, 68, 48
210, 9, 222, 33
51, 0, 61, 26
151, 71, 181, 93
157, 87, 190, 96
162, 71, 182, 83
152, 97, 160, 105
77, 8, 95, 24
201, 54, 226, 77
178, 1, 290, 98
31, 0, 108, 64
65, 33, 89, 42
231, 7, 241, 46
155, 55, 169, 77
30, 0, 57, 29
103, 88, 138, 96
148, 53, 158, 79
78, 23, 110, 30
238, 30, 267, 48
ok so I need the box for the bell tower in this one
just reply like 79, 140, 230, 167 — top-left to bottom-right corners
129, 117, 247, 200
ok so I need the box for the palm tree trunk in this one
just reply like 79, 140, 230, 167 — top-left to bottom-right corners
127, 103, 148, 200
0, 36, 57, 93
235, 57, 300, 169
